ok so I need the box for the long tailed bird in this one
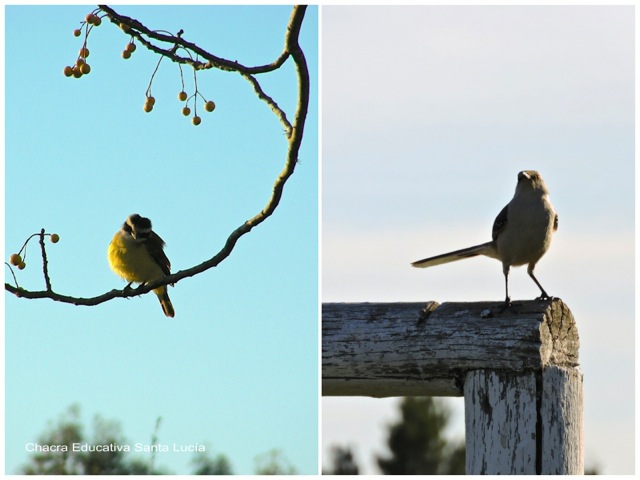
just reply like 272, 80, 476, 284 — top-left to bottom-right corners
411, 170, 558, 307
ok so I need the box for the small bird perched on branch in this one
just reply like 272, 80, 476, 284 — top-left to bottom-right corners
411, 170, 558, 307
108, 214, 175, 317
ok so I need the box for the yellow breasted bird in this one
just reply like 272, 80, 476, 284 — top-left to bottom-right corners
108, 214, 175, 317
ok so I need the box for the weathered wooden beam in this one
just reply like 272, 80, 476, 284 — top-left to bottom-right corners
322, 299, 579, 397
322, 299, 583, 474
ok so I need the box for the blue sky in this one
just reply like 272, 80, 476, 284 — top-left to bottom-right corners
5, 5, 318, 475
322, 6, 634, 475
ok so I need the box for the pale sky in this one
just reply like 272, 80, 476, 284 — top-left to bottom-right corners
322, 5, 634, 475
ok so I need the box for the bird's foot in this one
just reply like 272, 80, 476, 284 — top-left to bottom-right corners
121, 282, 139, 300
498, 297, 512, 314
536, 291, 553, 302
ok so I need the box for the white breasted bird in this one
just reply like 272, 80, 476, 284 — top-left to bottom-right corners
412, 170, 558, 307
108, 214, 175, 317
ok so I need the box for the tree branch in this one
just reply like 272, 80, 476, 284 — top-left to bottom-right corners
97, 4, 294, 133
38, 229, 53, 292
98, 5, 289, 74
5, 5, 310, 308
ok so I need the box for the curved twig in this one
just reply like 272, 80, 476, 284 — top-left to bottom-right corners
98, 5, 290, 75
98, 4, 293, 133
5, 5, 310, 308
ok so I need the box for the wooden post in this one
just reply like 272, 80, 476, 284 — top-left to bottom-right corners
322, 299, 583, 475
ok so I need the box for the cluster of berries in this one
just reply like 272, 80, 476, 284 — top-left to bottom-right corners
179, 92, 216, 126
122, 41, 137, 60
63, 13, 103, 78
143, 91, 216, 126
64, 10, 217, 127
8, 234, 59, 271
63, 46, 91, 78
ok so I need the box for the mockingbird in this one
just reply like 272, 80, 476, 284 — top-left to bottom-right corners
411, 170, 558, 307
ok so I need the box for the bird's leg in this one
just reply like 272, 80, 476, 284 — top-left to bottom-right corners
121, 282, 137, 300
499, 264, 512, 313
527, 264, 551, 300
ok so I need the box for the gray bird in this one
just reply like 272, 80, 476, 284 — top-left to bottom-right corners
412, 170, 558, 307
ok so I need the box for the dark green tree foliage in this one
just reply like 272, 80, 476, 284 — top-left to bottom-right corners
585, 465, 600, 475
254, 449, 297, 475
20, 405, 303, 475
21, 405, 163, 475
22, 405, 84, 475
324, 445, 359, 475
21, 406, 170, 475
191, 450, 234, 475
377, 397, 465, 475
82, 415, 134, 475
442, 438, 466, 475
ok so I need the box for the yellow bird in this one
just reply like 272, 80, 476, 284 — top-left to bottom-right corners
107, 214, 175, 317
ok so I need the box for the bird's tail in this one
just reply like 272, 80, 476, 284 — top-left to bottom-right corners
154, 286, 175, 318
411, 242, 494, 268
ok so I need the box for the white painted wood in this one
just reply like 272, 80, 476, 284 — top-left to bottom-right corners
464, 366, 584, 475
464, 370, 537, 474
541, 365, 584, 474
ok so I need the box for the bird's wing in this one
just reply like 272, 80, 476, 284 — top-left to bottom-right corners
145, 232, 171, 277
491, 204, 509, 242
